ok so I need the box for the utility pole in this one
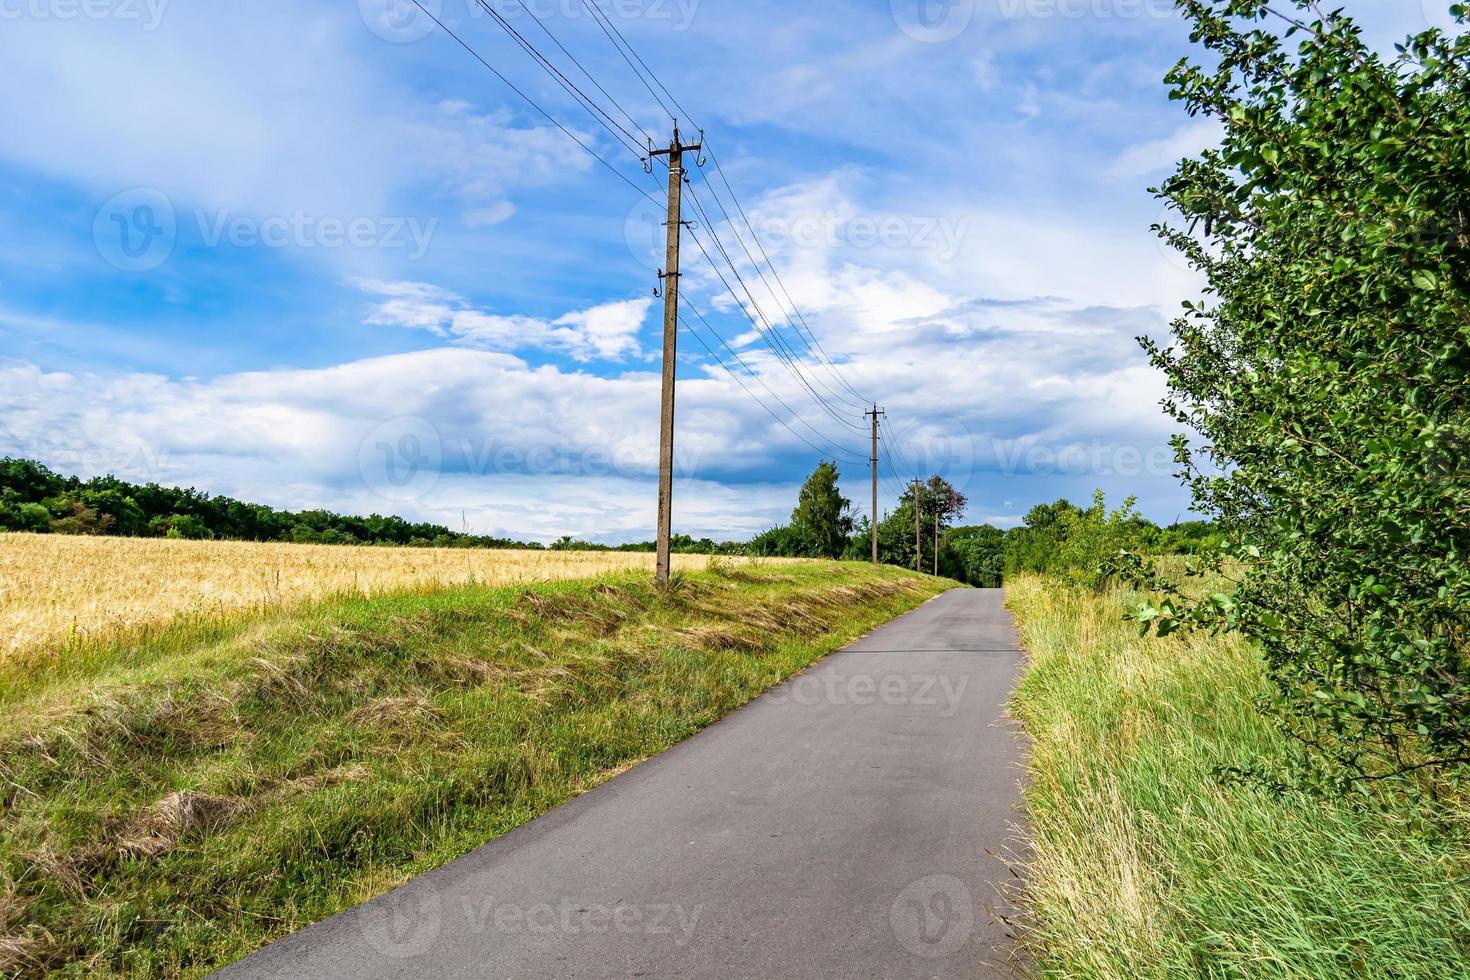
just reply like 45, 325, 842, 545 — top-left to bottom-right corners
912, 478, 922, 573
865, 405, 884, 563
648, 123, 703, 588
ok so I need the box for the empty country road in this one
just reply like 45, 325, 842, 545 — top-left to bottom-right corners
216, 587, 1028, 979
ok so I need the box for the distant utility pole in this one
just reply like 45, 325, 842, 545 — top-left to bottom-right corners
649, 123, 703, 588
865, 405, 884, 563
912, 478, 922, 573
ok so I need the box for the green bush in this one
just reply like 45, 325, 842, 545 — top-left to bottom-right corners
1004, 493, 1158, 590
1, 501, 53, 533
1132, 1, 1470, 781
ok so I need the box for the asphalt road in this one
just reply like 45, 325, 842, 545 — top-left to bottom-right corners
215, 587, 1028, 980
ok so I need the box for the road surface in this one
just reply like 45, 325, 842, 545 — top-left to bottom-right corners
215, 587, 1028, 979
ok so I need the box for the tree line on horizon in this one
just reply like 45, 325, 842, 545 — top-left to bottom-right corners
743, 461, 1219, 586
0, 456, 1214, 580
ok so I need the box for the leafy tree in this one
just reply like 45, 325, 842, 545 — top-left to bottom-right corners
921, 475, 968, 573
790, 462, 854, 559
875, 490, 922, 570
1152, 520, 1223, 555
0, 457, 548, 551
842, 516, 874, 561
0, 458, 65, 501
50, 501, 109, 535
1126, 2, 1470, 781
944, 525, 1006, 587
1052, 492, 1147, 590
79, 486, 149, 536
1003, 499, 1082, 577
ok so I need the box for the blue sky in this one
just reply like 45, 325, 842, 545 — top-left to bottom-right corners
0, 0, 1443, 543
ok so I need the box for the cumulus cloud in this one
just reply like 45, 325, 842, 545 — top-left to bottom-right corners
1, 278, 1188, 540
355, 280, 652, 362
0, 348, 828, 542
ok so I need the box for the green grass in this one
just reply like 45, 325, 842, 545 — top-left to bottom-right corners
1006, 574, 1470, 979
0, 560, 951, 977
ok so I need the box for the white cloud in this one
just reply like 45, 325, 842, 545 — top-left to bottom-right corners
0, 348, 818, 542
356, 280, 652, 363
0, 280, 1190, 542
0, 10, 591, 247
1017, 83, 1042, 121
1106, 120, 1223, 180
463, 202, 517, 228
970, 51, 999, 90
552, 299, 652, 362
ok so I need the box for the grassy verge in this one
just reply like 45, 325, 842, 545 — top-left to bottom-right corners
1006, 573, 1470, 979
1, 561, 950, 977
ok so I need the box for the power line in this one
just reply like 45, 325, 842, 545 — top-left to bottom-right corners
504, 0, 656, 147
879, 438, 914, 499
702, 148, 871, 406
661, 154, 864, 426
684, 181, 836, 401
684, 220, 866, 436
885, 419, 922, 477
577, 0, 677, 122
407, 0, 659, 205
690, 158, 869, 411
678, 294, 868, 465
578, 0, 693, 124
681, 338, 857, 469
682, 181, 864, 429
570, 0, 874, 413
468, 0, 648, 159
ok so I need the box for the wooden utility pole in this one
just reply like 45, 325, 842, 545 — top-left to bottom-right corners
912, 478, 922, 573
648, 124, 702, 587
865, 405, 884, 563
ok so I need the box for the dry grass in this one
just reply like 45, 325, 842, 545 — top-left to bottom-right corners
0, 533, 795, 657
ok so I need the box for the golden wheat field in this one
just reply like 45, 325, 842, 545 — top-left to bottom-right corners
0, 533, 788, 656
